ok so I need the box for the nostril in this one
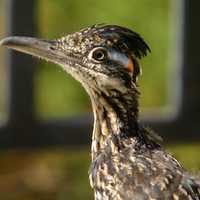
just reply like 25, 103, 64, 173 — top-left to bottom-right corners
49, 46, 56, 51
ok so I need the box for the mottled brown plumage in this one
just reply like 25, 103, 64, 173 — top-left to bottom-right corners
1, 24, 200, 200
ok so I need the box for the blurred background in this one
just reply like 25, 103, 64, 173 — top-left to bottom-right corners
0, 0, 200, 199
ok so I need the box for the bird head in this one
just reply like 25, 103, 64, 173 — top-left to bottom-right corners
0, 24, 150, 94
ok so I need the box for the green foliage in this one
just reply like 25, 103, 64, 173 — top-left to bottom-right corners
34, 64, 90, 117
167, 143, 200, 171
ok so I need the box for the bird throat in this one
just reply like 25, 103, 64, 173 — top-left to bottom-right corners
89, 87, 140, 160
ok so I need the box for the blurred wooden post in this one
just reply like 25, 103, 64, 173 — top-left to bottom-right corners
1, 0, 37, 147
179, 0, 200, 121
6, 0, 36, 123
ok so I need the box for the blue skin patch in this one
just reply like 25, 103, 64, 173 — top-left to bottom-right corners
108, 49, 134, 74
108, 49, 129, 68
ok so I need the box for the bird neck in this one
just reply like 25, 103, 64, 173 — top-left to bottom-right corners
89, 86, 140, 159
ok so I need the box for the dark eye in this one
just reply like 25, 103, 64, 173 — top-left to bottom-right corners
92, 48, 107, 62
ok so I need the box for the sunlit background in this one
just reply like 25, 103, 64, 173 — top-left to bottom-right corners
0, 0, 199, 199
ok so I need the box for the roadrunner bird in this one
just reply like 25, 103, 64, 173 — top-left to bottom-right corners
1, 24, 200, 200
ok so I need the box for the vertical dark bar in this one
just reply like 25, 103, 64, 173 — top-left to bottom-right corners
179, 0, 200, 124
6, 0, 37, 124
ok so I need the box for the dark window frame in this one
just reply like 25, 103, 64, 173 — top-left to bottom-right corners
0, 0, 200, 149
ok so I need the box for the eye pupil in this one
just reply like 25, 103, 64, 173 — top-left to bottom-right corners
92, 48, 107, 61
96, 51, 104, 60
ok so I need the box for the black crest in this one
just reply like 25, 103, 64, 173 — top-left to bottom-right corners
94, 24, 151, 59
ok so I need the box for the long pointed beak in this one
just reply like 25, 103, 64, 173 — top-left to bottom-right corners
0, 36, 69, 65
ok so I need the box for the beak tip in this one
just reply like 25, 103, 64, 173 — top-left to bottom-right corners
0, 36, 62, 63
0, 37, 16, 47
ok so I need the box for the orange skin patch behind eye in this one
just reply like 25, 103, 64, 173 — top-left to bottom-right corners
127, 55, 134, 74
